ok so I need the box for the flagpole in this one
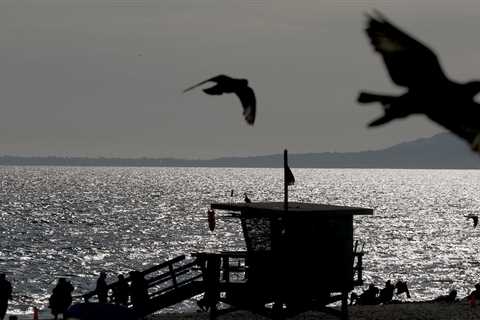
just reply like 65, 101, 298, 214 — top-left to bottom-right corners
284, 149, 288, 212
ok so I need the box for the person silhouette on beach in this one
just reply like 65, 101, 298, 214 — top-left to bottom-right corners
0, 274, 12, 320
96, 271, 109, 304
379, 280, 395, 304
395, 280, 411, 299
112, 274, 129, 306
360, 283, 379, 305
468, 283, 480, 306
434, 289, 457, 303
49, 278, 74, 320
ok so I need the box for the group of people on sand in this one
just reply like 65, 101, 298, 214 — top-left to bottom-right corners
350, 280, 411, 305
351, 281, 480, 306
94, 271, 149, 310
98, 271, 148, 307
0, 270, 150, 320
48, 270, 149, 320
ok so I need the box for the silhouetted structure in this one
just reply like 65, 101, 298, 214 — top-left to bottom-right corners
244, 193, 251, 203
112, 274, 129, 306
0, 274, 12, 320
194, 202, 372, 319
81, 256, 204, 317
358, 11, 480, 151
95, 271, 108, 304
49, 278, 74, 320
183, 74, 256, 125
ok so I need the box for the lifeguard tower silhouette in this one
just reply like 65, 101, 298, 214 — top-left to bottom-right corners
194, 150, 373, 319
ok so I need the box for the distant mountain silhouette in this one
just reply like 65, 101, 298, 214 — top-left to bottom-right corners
0, 133, 478, 168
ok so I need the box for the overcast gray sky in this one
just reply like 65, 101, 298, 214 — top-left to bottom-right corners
1, 0, 479, 158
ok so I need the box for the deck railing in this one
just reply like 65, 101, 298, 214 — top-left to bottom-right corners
80, 254, 203, 307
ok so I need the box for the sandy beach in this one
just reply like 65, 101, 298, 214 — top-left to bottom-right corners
147, 301, 480, 320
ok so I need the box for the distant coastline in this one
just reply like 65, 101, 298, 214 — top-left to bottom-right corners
1, 133, 479, 169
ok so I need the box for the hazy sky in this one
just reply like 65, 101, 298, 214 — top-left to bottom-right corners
1, 0, 480, 158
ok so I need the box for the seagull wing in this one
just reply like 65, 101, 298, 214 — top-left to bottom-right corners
234, 86, 256, 125
182, 75, 230, 93
366, 11, 447, 88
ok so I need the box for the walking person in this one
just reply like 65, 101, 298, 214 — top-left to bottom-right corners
0, 274, 12, 320
96, 271, 108, 304
49, 278, 74, 320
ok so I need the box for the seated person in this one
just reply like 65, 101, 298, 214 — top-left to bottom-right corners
379, 280, 395, 304
434, 289, 457, 303
395, 280, 411, 299
467, 283, 480, 305
359, 284, 379, 305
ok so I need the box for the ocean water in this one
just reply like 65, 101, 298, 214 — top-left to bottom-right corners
1, 166, 480, 314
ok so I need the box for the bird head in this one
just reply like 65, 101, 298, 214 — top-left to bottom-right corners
464, 81, 480, 99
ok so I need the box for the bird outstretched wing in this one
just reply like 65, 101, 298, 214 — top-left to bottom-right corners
366, 11, 447, 88
182, 75, 230, 93
234, 85, 256, 125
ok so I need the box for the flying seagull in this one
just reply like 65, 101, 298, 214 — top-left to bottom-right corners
466, 214, 478, 228
183, 74, 256, 125
358, 11, 480, 151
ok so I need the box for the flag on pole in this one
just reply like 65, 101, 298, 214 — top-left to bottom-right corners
286, 165, 295, 186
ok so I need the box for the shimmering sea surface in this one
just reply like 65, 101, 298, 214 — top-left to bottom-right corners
2, 166, 480, 314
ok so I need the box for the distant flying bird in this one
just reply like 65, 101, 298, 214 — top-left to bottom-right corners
358, 11, 480, 151
183, 74, 256, 125
466, 214, 478, 228
244, 193, 251, 203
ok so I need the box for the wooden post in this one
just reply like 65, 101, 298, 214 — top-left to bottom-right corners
284, 149, 288, 212
206, 255, 221, 320
222, 256, 230, 283
341, 290, 349, 320
169, 263, 178, 289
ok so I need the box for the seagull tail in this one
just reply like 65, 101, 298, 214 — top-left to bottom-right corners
357, 92, 395, 105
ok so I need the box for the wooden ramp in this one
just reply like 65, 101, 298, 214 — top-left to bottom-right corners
80, 255, 204, 317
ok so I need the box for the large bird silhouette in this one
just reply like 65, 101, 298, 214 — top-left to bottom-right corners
358, 11, 480, 151
183, 74, 256, 125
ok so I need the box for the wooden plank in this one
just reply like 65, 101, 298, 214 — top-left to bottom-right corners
146, 261, 199, 288
148, 275, 203, 299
